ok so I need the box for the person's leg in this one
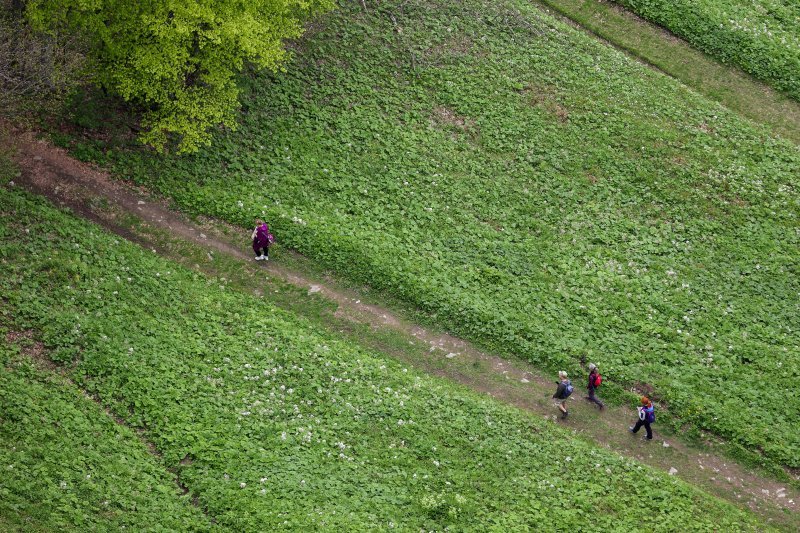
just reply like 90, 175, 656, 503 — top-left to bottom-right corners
263, 245, 269, 259
630, 419, 643, 433
253, 242, 262, 259
588, 389, 604, 409
644, 421, 653, 440
595, 393, 604, 409
560, 400, 568, 419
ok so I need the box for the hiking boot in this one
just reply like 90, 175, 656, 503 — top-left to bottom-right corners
643, 436, 653, 441
255, 256, 263, 261
561, 411, 568, 420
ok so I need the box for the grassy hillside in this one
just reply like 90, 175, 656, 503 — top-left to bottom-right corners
0, 344, 211, 532
0, 178, 769, 529
613, 0, 800, 100
100, 0, 800, 469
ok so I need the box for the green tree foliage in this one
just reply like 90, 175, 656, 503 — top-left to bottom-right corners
25, 0, 333, 152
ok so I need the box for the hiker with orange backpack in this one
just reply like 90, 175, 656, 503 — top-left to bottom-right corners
629, 396, 655, 441
585, 363, 604, 410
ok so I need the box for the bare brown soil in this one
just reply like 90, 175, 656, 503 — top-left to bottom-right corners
7, 132, 799, 528
5, 330, 52, 371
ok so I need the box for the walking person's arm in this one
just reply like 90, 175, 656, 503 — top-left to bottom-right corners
553, 382, 565, 399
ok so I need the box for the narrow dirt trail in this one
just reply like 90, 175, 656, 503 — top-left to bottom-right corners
8, 133, 799, 529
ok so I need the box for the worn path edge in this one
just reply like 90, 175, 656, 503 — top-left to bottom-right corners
7, 133, 799, 529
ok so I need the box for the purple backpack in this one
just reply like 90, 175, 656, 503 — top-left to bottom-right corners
256, 224, 274, 245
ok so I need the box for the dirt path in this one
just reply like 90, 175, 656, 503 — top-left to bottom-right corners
8, 133, 799, 529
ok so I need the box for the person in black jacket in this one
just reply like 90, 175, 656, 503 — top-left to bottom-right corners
553, 371, 572, 420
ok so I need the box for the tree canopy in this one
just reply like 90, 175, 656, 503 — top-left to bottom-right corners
26, 0, 333, 152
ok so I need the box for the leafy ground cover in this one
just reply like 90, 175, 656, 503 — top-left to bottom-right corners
99, 0, 800, 469
612, 0, 800, 100
0, 178, 770, 529
533, 0, 800, 145
0, 339, 211, 532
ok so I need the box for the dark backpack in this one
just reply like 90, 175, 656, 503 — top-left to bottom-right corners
563, 380, 574, 398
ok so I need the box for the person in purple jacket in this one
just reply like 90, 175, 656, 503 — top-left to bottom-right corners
629, 396, 655, 441
251, 219, 273, 261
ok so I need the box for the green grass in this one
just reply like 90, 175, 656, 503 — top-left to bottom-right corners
99, 0, 800, 470
611, 0, 800, 101
0, 178, 769, 529
536, 0, 800, 144
0, 341, 211, 532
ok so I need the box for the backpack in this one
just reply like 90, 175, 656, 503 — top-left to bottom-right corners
563, 380, 574, 398
646, 406, 655, 423
592, 373, 602, 388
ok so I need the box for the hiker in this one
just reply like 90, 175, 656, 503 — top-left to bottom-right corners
629, 396, 655, 441
585, 363, 604, 409
553, 370, 573, 419
251, 219, 274, 261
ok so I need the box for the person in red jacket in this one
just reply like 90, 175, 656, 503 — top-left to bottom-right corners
585, 363, 604, 410
629, 396, 655, 440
